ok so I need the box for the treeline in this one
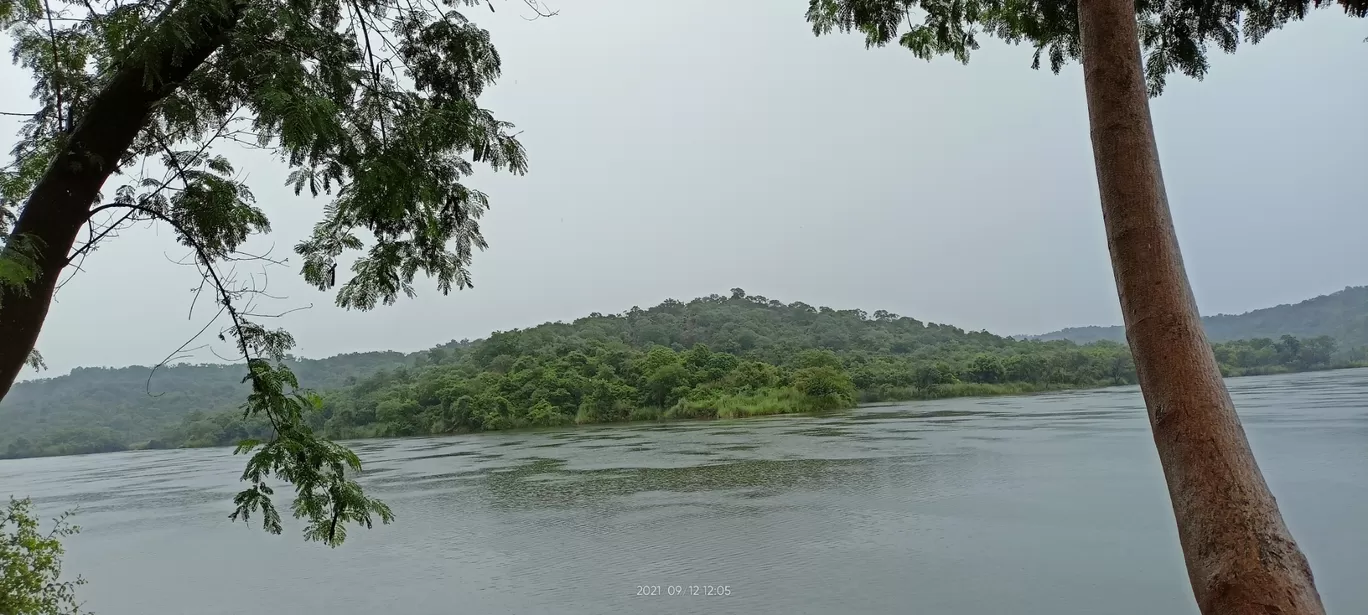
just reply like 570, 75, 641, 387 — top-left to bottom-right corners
2, 290, 1358, 458
1212, 335, 1341, 376
144, 291, 1354, 453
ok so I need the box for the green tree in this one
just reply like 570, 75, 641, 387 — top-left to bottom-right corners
966, 354, 1005, 384
1298, 336, 1336, 368
1106, 349, 1136, 385
0, 498, 86, 615
791, 365, 857, 410
912, 361, 959, 391
792, 348, 842, 370
526, 399, 569, 427
0, 0, 551, 544
725, 360, 781, 391
644, 362, 690, 408
803, 0, 1362, 611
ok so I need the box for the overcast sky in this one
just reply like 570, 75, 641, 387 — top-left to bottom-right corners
3, 1, 1365, 378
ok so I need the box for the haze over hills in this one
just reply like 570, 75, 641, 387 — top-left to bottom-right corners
0, 352, 413, 454
1, 286, 1364, 459
1035, 286, 1368, 349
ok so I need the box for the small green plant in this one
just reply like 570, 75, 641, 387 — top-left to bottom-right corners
0, 498, 86, 615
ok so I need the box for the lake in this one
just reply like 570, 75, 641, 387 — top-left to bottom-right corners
2, 368, 1365, 614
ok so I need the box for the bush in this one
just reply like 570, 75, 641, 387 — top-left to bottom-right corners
0, 498, 86, 615
791, 367, 857, 411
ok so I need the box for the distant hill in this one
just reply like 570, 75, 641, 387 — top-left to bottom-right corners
1036, 286, 1368, 351
0, 352, 413, 454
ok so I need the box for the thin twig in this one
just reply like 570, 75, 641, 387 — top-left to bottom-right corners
243, 304, 314, 319
218, 243, 287, 265
188, 276, 208, 320
63, 207, 137, 267
105, 201, 295, 437
146, 307, 223, 396
72, 108, 241, 265
520, 0, 558, 19
348, 0, 387, 143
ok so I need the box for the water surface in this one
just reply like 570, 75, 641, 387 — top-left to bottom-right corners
3, 369, 1365, 614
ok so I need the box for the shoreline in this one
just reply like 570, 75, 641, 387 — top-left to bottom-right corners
6, 363, 1362, 462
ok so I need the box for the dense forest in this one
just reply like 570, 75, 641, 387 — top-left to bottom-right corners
1037, 285, 1368, 351
2, 289, 1361, 459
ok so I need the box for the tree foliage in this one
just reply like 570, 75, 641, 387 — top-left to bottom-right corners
2, 0, 545, 545
0, 498, 86, 615
806, 0, 1364, 95
1, 0, 531, 296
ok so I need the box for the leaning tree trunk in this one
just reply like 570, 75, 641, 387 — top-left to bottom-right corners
0, 6, 242, 401
1075, 0, 1324, 613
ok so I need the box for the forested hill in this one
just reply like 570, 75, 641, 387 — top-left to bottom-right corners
0, 289, 1079, 456
1, 288, 1359, 459
1036, 286, 1368, 349
445, 290, 1012, 363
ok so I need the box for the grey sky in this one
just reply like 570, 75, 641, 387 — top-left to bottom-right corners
3, 1, 1365, 378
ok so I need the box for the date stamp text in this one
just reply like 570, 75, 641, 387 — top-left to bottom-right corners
635, 585, 732, 597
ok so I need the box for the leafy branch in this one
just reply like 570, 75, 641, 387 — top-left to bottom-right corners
97, 199, 393, 546
0, 497, 88, 615
4, 0, 543, 547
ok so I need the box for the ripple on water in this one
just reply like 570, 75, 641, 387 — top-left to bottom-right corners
6, 368, 1367, 615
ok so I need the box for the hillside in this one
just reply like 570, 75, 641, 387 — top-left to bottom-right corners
0, 352, 412, 457
1036, 286, 1368, 350
154, 289, 1145, 450
1, 288, 1357, 459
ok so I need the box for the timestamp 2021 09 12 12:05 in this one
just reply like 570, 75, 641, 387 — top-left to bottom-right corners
635, 585, 732, 597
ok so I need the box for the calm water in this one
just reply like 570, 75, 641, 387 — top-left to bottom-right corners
3, 369, 1365, 614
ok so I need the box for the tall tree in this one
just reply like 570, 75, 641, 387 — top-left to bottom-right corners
803, 0, 1363, 613
0, 0, 553, 544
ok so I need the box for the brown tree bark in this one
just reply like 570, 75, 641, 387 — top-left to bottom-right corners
0, 7, 242, 401
1076, 0, 1324, 613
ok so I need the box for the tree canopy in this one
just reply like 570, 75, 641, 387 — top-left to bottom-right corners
1, 0, 531, 301
806, 0, 1365, 95
1, 0, 550, 545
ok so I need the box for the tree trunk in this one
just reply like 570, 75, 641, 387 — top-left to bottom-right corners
1075, 0, 1324, 613
0, 7, 242, 401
